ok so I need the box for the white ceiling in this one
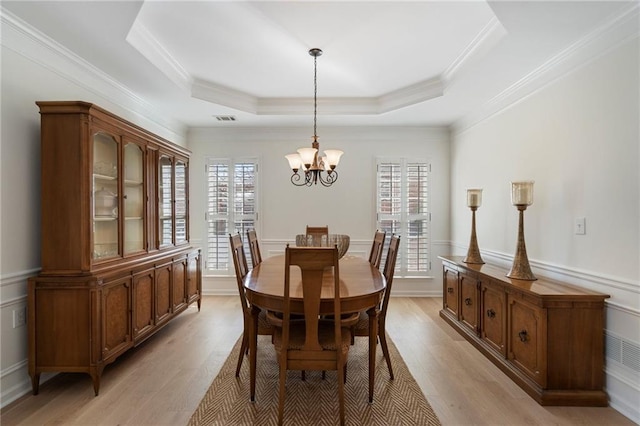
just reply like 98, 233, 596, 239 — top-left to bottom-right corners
2, 1, 635, 129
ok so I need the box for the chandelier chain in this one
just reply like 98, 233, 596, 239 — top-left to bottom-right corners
313, 53, 317, 139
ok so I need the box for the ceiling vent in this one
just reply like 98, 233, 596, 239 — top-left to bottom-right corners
214, 115, 236, 122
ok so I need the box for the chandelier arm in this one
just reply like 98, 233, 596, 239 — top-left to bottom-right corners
290, 171, 309, 187
319, 170, 338, 187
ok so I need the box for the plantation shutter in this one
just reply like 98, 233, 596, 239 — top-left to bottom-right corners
376, 159, 430, 276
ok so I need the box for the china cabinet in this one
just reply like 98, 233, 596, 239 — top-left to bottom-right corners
28, 101, 201, 396
439, 256, 609, 406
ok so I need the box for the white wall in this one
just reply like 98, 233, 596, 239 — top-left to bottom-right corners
449, 37, 640, 422
188, 126, 451, 297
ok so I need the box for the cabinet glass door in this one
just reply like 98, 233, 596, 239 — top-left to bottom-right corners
124, 142, 145, 254
158, 154, 173, 246
93, 132, 119, 260
175, 160, 187, 244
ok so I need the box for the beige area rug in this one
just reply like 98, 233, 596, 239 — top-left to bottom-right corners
189, 334, 441, 426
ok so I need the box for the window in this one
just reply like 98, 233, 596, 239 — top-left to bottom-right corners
376, 158, 430, 276
206, 158, 258, 274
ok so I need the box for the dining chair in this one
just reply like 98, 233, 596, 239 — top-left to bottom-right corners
246, 229, 262, 268
305, 225, 329, 246
229, 233, 272, 377
267, 245, 353, 426
368, 229, 386, 269
352, 234, 400, 380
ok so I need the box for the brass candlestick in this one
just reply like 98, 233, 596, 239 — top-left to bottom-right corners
464, 188, 484, 264
506, 181, 536, 281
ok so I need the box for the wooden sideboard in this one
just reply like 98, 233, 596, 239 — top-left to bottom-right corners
439, 255, 609, 406
29, 101, 201, 396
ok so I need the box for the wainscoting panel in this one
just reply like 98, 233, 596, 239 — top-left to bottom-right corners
0, 270, 36, 408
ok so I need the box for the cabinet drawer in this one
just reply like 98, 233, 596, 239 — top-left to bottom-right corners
508, 294, 547, 388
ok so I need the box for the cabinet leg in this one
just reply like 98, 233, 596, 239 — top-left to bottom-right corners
89, 367, 104, 396
30, 373, 41, 395
90, 373, 101, 396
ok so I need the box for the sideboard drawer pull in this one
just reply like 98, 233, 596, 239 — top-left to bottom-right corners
518, 330, 528, 343
464, 297, 472, 306
486, 309, 495, 318
447, 287, 454, 294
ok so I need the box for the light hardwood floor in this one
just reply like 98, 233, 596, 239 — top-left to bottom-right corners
1, 296, 633, 425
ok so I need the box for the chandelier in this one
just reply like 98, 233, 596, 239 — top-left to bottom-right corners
285, 48, 343, 187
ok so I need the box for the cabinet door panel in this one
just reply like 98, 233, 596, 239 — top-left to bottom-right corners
133, 270, 154, 340
102, 278, 131, 360
443, 265, 459, 317
508, 295, 547, 387
172, 259, 187, 313
92, 131, 120, 262
155, 264, 172, 324
187, 254, 200, 304
123, 141, 146, 255
459, 271, 478, 333
481, 281, 506, 356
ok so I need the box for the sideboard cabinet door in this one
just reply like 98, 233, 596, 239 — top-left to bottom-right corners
507, 294, 547, 388
459, 270, 479, 334
443, 264, 459, 318
480, 279, 506, 357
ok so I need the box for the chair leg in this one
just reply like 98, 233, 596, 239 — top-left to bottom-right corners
235, 332, 248, 377
278, 362, 287, 426
337, 359, 346, 426
379, 325, 394, 380
301, 370, 306, 381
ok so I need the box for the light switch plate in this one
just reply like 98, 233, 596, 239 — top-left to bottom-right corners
575, 217, 586, 235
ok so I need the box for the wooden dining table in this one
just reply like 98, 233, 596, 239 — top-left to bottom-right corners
244, 254, 386, 403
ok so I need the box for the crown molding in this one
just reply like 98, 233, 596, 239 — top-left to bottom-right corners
452, 2, 640, 135
0, 7, 187, 142
378, 76, 444, 113
125, 19, 192, 91
191, 78, 258, 113
192, 77, 444, 115
443, 16, 507, 85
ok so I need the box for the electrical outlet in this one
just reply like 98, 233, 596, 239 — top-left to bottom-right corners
575, 217, 586, 235
13, 307, 26, 328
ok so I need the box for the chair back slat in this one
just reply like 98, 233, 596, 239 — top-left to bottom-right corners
368, 230, 386, 269
229, 233, 250, 311
247, 229, 262, 268
380, 234, 400, 318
